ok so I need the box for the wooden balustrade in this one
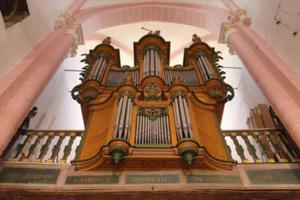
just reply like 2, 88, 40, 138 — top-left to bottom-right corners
222, 129, 300, 164
2, 128, 299, 165
2, 130, 83, 164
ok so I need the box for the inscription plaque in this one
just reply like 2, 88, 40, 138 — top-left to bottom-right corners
126, 174, 179, 184
187, 174, 241, 184
247, 169, 300, 184
0, 167, 60, 184
65, 175, 119, 184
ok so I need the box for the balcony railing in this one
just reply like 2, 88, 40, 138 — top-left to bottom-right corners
2, 130, 83, 164
222, 129, 300, 164
2, 128, 299, 165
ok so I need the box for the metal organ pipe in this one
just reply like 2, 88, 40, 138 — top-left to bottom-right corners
173, 98, 184, 141
91, 56, 107, 82
143, 48, 161, 77
182, 96, 193, 138
155, 51, 161, 76
196, 55, 210, 81
172, 95, 193, 140
202, 55, 214, 78
114, 97, 124, 138
113, 95, 133, 140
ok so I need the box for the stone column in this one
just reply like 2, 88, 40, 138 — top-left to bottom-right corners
0, 1, 85, 156
220, 0, 300, 148
228, 30, 300, 148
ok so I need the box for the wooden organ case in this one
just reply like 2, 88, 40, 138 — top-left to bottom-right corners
71, 33, 235, 171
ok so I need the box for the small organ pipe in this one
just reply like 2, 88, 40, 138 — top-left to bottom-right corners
135, 114, 140, 143
161, 116, 165, 144
203, 55, 214, 78
119, 95, 128, 138
178, 96, 189, 138
173, 98, 184, 140
127, 100, 133, 140
94, 57, 104, 80
197, 56, 209, 81
114, 97, 124, 138
124, 99, 132, 140
142, 115, 146, 144
158, 117, 161, 144
165, 115, 171, 143
176, 97, 188, 139
155, 51, 161, 76
164, 115, 168, 143
144, 50, 149, 77
97, 59, 107, 81
147, 117, 151, 144
150, 49, 154, 75
182, 96, 193, 138
91, 58, 100, 79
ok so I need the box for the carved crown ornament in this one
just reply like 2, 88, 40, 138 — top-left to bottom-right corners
54, 11, 84, 57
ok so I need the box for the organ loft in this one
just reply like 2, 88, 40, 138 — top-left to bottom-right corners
71, 31, 235, 171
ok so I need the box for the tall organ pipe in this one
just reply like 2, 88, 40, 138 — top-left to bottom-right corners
196, 55, 210, 81
202, 55, 214, 78
91, 56, 107, 81
173, 98, 184, 140
113, 95, 133, 141
172, 95, 193, 141
143, 48, 161, 77
178, 95, 189, 138
182, 96, 193, 138
114, 97, 124, 138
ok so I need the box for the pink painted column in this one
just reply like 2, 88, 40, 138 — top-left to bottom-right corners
222, 0, 239, 14
0, 29, 74, 156
66, 0, 87, 15
228, 31, 300, 147
0, 0, 86, 156
221, 0, 300, 147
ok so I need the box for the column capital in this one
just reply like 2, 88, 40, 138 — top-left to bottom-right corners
54, 12, 84, 57
218, 9, 251, 54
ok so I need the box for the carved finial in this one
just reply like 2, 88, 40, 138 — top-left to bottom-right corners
192, 34, 202, 43
141, 27, 161, 35
124, 74, 134, 85
102, 36, 111, 45
172, 75, 182, 85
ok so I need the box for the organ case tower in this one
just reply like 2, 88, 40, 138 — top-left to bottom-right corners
71, 33, 235, 171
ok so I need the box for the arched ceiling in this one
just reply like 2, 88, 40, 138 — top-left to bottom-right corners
74, 1, 229, 38
82, 0, 227, 9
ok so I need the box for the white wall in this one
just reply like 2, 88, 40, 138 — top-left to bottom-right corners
0, 0, 71, 77
233, 0, 300, 74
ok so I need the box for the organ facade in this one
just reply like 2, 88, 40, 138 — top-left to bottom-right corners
71, 32, 235, 171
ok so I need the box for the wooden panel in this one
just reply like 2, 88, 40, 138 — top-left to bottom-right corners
78, 98, 117, 160
189, 102, 228, 160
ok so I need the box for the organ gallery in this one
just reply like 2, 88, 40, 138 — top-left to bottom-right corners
71, 32, 235, 171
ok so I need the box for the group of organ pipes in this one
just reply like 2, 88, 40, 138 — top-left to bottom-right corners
66, 32, 299, 171
3, 32, 299, 170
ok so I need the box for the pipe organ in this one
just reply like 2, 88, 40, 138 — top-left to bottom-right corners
135, 107, 171, 145
113, 94, 134, 141
172, 94, 193, 141
196, 54, 215, 81
90, 55, 108, 81
143, 47, 161, 77
71, 33, 235, 171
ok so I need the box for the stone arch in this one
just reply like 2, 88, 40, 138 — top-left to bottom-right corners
74, 2, 229, 38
